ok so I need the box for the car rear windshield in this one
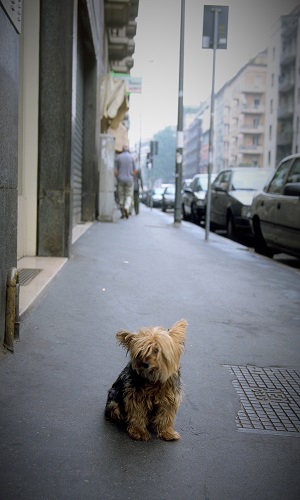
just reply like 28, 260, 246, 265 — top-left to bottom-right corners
231, 169, 271, 190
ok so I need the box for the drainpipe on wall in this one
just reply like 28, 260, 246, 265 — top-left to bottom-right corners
4, 268, 19, 353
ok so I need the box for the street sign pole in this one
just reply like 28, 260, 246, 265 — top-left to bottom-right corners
202, 5, 228, 240
205, 7, 219, 240
174, 0, 185, 223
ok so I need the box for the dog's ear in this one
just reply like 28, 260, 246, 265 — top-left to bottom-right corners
168, 319, 187, 345
116, 329, 135, 349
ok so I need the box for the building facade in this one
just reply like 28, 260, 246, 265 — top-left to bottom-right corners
0, 0, 139, 347
183, 51, 268, 175
182, 115, 202, 179
221, 50, 267, 168
277, 7, 300, 161
183, 6, 300, 177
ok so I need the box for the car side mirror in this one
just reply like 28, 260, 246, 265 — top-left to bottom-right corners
283, 182, 300, 197
214, 185, 226, 192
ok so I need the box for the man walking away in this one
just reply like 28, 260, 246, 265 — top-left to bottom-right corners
114, 145, 137, 219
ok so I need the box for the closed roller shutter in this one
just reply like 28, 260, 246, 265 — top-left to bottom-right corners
73, 31, 84, 226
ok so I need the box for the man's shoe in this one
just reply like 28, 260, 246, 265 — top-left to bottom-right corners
124, 208, 129, 219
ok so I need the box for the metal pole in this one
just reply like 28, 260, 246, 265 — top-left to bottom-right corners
4, 268, 19, 353
174, 0, 185, 223
205, 7, 219, 240
149, 164, 153, 210
138, 113, 142, 166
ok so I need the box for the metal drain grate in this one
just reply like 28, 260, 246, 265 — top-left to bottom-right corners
18, 268, 42, 286
224, 365, 300, 435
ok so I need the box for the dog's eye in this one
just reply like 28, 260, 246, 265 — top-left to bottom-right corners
153, 347, 159, 354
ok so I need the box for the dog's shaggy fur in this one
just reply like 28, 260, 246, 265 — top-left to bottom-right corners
105, 319, 187, 441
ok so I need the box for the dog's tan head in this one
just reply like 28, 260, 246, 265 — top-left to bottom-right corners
116, 319, 187, 383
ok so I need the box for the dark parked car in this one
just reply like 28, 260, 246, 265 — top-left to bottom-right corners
162, 184, 176, 212
182, 173, 216, 224
206, 167, 272, 237
144, 187, 164, 207
249, 154, 300, 258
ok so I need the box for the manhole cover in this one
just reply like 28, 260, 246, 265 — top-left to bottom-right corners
18, 268, 42, 286
224, 365, 300, 435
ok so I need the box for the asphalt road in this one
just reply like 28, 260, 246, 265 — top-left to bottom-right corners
0, 204, 299, 500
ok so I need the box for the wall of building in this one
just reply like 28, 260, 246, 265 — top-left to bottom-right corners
18, 0, 40, 259
0, 7, 20, 346
183, 8, 300, 175
37, 0, 103, 257
0, 0, 139, 347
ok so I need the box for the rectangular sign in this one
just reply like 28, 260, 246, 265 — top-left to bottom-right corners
127, 77, 142, 93
111, 72, 142, 93
202, 5, 229, 50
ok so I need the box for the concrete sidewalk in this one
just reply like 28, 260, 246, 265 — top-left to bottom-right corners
0, 204, 299, 500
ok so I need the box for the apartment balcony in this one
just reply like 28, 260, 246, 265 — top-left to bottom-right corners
241, 85, 265, 94
126, 20, 137, 38
108, 31, 135, 60
240, 125, 264, 134
240, 104, 265, 114
104, 0, 130, 28
239, 144, 263, 155
278, 76, 295, 94
278, 106, 294, 120
277, 130, 293, 146
104, 0, 139, 27
282, 14, 298, 36
129, 0, 139, 20
280, 49, 296, 67
111, 56, 134, 73
105, 0, 139, 73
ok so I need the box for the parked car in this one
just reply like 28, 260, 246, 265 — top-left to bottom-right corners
144, 187, 164, 207
205, 167, 272, 237
182, 173, 216, 224
249, 154, 300, 258
162, 184, 176, 212
140, 185, 148, 204
182, 178, 193, 191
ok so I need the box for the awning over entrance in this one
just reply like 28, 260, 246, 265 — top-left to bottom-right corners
107, 122, 128, 153
100, 73, 129, 133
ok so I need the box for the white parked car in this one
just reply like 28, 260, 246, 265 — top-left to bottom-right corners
249, 154, 300, 258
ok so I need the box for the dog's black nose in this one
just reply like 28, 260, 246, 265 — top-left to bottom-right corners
142, 362, 149, 369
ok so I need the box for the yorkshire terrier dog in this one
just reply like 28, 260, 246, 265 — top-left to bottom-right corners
105, 319, 187, 441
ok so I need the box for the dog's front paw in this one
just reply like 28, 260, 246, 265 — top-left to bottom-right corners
128, 426, 150, 441
158, 429, 181, 441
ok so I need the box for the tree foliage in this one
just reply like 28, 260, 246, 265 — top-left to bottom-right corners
150, 126, 177, 185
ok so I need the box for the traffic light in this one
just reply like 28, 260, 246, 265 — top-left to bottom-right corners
146, 152, 152, 169
150, 141, 158, 157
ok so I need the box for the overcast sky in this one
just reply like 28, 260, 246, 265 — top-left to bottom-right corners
128, 0, 299, 148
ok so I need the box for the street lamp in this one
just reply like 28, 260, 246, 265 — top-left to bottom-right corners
174, 0, 185, 224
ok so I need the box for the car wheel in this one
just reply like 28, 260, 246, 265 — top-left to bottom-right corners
226, 213, 236, 239
182, 203, 188, 220
191, 204, 198, 224
253, 217, 274, 257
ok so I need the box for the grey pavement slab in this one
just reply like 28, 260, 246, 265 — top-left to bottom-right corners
0, 204, 299, 500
